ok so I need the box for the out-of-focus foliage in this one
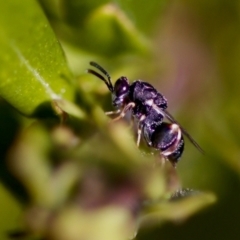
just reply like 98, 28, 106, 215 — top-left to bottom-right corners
0, 0, 240, 240
38, 0, 150, 57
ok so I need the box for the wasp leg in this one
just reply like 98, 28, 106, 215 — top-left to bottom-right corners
105, 109, 121, 116
136, 115, 146, 147
159, 154, 178, 168
159, 155, 167, 166
136, 125, 142, 147
111, 102, 135, 122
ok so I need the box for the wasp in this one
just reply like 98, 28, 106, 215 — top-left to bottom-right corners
87, 62, 203, 167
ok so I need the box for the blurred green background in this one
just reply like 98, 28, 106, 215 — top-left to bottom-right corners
0, 0, 240, 239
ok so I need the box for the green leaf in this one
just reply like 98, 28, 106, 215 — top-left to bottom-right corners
0, 0, 75, 117
140, 191, 216, 227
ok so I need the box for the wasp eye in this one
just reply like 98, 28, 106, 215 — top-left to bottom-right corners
114, 77, 129, 97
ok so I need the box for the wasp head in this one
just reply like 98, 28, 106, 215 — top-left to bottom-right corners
112, 76, 130, 108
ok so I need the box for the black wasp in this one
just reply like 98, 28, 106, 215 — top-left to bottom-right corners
88, 61, 203, 167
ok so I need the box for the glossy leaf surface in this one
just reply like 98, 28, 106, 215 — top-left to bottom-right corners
0, 0, 75, 117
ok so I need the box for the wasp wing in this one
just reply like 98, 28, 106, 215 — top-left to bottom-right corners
152, 104, 204, 154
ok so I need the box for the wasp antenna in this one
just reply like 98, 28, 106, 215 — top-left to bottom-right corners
87, 69, 113, 92
89, 62, 114, 92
